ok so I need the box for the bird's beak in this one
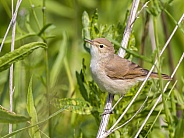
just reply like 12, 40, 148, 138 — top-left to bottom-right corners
84, 38, 93, 44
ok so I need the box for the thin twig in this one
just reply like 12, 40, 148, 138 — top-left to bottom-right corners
113, 85, 152, 132
108, 13, 184, 136
108, 1, 150, 112
110, 95, 123, 113
0, 0, 22, 52
104, 83, 152, 137
96, 94, 114, 138
131, 1, 150, 26
135, 52, 184, 137
9, 0, 21, 134
118, 0, 141, 57
143, 80, 178, 138
160, 12, 182, 120
101, 95, 124, 116
97, 0, 141, 137
112, 95, 148, 133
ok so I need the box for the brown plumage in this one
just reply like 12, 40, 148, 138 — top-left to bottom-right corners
85, 38, 171, 94
105, 55, 171, 80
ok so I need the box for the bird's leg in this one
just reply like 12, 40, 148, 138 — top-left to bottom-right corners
102, 95, 124, 115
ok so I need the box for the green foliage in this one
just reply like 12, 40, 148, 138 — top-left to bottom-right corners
2, 108, 66, 138
0, 105, 30, 124
0, 42, 46, 72
174, 118, 184, 138
76, 58, 106, 123
148, 0, 162, 16
0, 34, 35, 44
27, 77, 41, 138
52, 98, 93, 115
0, 0, 184, 137
80, 4, 184, 138
82, 9, 126, 53
82, 11, 91, 53
50, 32, 67, 88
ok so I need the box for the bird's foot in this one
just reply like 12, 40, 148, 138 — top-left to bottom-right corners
101, 108, 113, 116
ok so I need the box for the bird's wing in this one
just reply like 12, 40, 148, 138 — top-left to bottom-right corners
105, 55, 148, 80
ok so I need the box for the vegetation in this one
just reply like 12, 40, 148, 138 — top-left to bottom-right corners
0, 0, 184, 137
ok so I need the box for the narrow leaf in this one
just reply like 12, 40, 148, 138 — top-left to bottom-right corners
2, 108, 65, 138
37, 23, 54, 36
0, 42, 46, 72
91, 9, 99, 38
174, 119, 184, 138
50, 32, 67, 87
0, 105, 31, 123
27, 77, 41, 138
76, 71, 89, 101
0, 33, 36, 44
82, 11, 90, 53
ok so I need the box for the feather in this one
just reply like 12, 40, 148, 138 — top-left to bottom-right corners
105, 55, 171, 80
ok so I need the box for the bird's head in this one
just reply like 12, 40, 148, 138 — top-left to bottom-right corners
85, 38, 115, 60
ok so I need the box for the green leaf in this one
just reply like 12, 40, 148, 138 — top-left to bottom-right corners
82, 11, 91, 39
76, 59, 89, 102
148, 0, 162, 16
90, 9, 99, 38
76, 71, 89, 102
0, 105, 31, 123
128, 33, 137, 51
109, 38, 152, 63
174, 118, 184, 138
50, 32, 67, 87
82, 11, 90, 53
76, 61, 89, 102
2, 108, 65, 138
0, 33, 36, 44
0, 42, 46, 72
27, 77, 41, 138
37, 23, 54, 36
52, 98, 93, 115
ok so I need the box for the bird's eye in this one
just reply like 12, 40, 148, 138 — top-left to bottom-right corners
99, 44, 104, 48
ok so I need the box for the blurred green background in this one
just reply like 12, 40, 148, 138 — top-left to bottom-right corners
0, 0, 184, 137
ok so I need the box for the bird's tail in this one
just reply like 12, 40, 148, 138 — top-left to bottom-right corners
150, 72, 172, 80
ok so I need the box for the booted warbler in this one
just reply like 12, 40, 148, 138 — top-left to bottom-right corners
85, 38, 171, 94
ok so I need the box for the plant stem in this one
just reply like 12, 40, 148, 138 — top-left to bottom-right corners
28, 0, 41, 30
97, 0, 141, 137
9, 0, 22, 135
134, 14, 184, 137
139, 12, 149, 66
0, 0, 22, 52
96, 94, 114, 138
42, 0, 51, 137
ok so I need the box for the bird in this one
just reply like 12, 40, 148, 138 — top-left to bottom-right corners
85, 38, 171, 95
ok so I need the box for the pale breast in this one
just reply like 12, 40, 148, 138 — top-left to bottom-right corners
90, 57, 143, 94
90, 59, 107, 91
90, 60, 142, 94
